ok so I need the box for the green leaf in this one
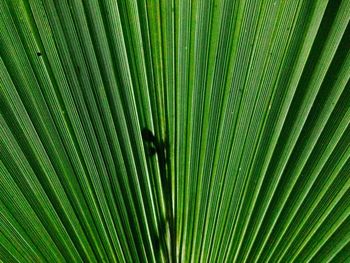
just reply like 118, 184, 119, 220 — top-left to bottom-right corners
1, 0, 349, 262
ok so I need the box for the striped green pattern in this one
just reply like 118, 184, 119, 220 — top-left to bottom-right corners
0, 0, 349, 262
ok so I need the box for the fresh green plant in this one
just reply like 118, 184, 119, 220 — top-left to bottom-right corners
0, 0, 349, 262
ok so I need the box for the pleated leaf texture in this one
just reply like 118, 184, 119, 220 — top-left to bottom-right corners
1, 0, 350, 262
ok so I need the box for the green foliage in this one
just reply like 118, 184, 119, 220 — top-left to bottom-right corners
0, 0, 349, 262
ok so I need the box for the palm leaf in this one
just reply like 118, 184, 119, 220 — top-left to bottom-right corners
0, 0, 349, 262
